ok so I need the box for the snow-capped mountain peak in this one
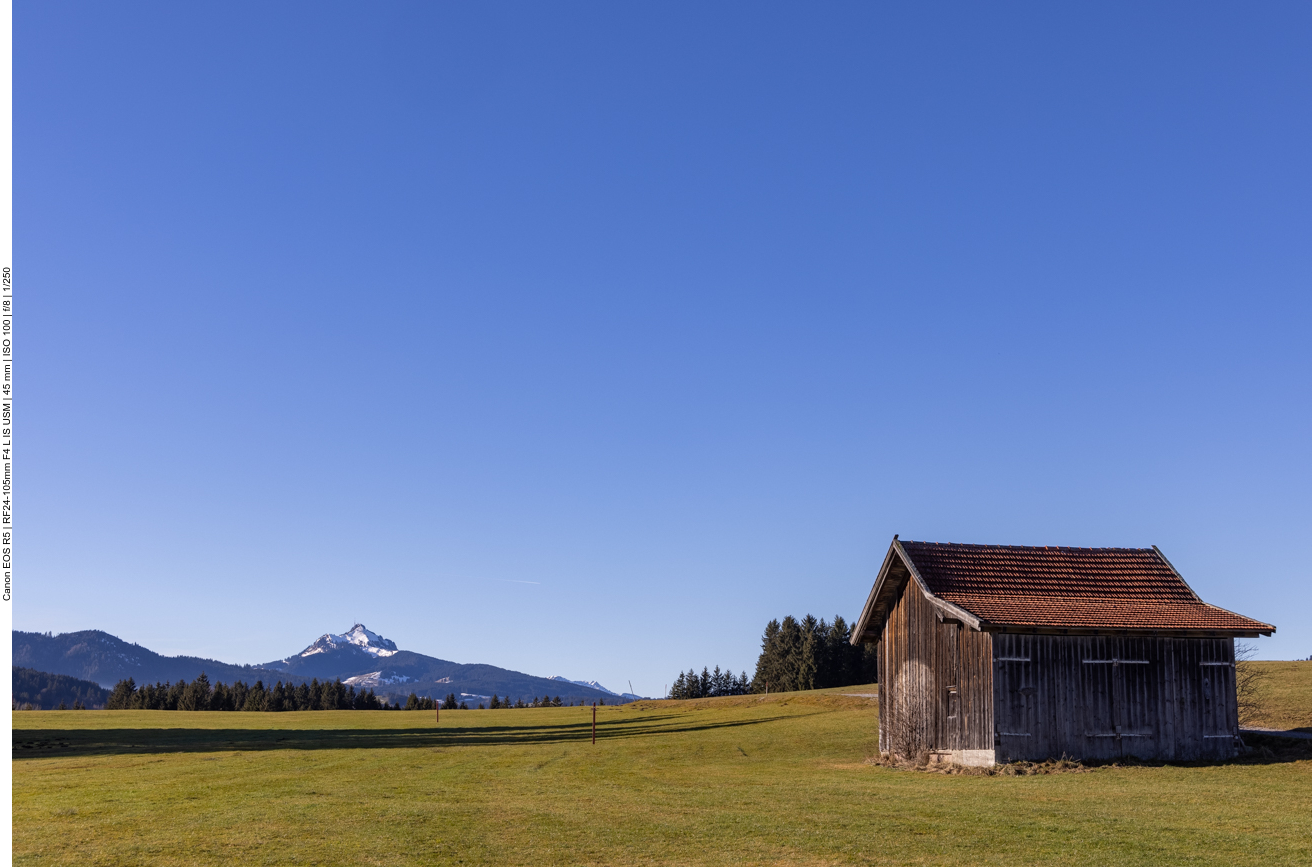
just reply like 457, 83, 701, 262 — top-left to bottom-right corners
298, 624, 399, 659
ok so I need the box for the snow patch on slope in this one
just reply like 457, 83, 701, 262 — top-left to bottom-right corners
342, 670, 413, 688
549, 676, 618, 696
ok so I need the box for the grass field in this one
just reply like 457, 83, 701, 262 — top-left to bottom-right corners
13, 684, 1312, 866
1250, 660, 1312, 731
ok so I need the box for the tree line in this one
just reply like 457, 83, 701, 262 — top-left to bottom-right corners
667, 615, 876, 700
106, 674, 390, 711
13, 667, 110, 710
668, 667, 750, 699
751, 615, 877, 692
483, 694, 605, 708
105, 675, 613, 712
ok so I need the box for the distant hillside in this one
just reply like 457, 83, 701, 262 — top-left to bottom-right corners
12, 630, 297, 689
12, 626, 631, 706
12, 667, 112, 710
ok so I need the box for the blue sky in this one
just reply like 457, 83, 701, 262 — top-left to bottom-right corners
18, 3, 1311, 693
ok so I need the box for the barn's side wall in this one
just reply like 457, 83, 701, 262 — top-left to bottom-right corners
877, 575, 992, 762
991, 634, 1238, 762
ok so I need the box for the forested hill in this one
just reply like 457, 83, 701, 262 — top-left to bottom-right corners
13, 667, 112, 709
12, 628, 628, 706
12, 630, 296, 689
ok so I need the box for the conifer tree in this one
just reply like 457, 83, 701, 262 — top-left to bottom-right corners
244, 681, 267, 712
107, 678, 137, 710
181, 673, 212, 711
751, 619, 783, 693
798, 616, 820, 691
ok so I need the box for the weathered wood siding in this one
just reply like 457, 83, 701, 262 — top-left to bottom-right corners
991, 634, 1238, 762
876, 573, 992, 756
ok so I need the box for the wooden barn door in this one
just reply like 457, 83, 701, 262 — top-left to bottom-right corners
993, 634, 1035, 762
937, 621, 961, 751
1082, 640, 1153, 759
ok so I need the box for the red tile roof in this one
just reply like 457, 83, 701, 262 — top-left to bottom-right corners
899, 540, 1274, 634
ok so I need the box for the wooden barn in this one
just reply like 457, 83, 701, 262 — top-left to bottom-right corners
851, 538, 1275, 765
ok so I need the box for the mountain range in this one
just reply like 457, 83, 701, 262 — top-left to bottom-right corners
13, 624, 642, 705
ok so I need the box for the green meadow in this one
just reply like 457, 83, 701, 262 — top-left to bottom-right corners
1251, 660, 1312, 731
13, 679, 1312, 867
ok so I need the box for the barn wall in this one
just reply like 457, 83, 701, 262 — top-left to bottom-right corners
991, 634, 1238, 762
877, 575, 992, 759
877, 573, 936, 757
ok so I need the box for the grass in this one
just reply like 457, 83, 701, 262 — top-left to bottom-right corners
1248, 660, 1312, 731
13, 685, 1312, 866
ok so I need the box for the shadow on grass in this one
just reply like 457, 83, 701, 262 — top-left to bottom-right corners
12, 712, 797, 759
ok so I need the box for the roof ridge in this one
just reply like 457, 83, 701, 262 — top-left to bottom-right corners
901, 539, 1156, 552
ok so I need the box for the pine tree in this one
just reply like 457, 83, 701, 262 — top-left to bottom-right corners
107, 678, 136, 710
265, 682, 286, 712
443, 693, 458, 710
243, 682, 267, 712
823, 616, 853, 687
751, 619, 783, 693
459, 701, 469, 710
181, 673, 212, 711
489, 694, 500, 709
797, 616, 820, 691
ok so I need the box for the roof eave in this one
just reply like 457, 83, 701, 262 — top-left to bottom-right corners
984, 624, 1274, 637
851, 537, 984, 645
850, 539, 901, 646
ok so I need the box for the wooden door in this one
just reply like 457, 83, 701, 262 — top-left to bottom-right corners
941, 623, 960, 751
1082, 645, 1152, 759
993, 635, 1034, 762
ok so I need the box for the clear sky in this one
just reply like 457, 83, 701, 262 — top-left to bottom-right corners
18, 3, 1312, 694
